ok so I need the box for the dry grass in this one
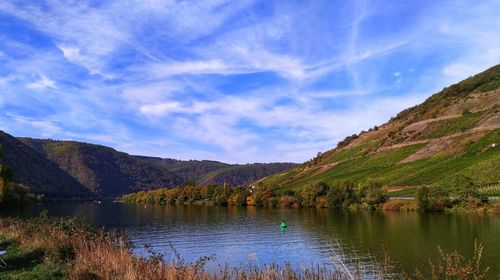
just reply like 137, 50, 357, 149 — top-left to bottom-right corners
412, 241, 488, 280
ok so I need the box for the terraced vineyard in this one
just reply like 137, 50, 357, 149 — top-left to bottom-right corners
260, 65, 500, 194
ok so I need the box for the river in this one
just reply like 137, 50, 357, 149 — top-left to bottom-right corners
1, 202, 499, 278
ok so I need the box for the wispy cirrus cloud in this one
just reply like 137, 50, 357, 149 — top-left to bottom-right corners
26, 74, 57, 90
0, 0, 499, 163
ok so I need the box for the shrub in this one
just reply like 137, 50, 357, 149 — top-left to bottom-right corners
279, 195, 299, 208
382, 200, 417, 211
416, 186, 431, 210
326, 180, 358, 209
267, 197, 279, 207
451, 175, 481, 202
315, 196, 327, 208
326, 183, 344, 208
299, 183, 329, 208
359, 179, 388, 207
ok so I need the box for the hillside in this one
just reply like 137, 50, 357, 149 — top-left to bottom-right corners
18, 139, 184, 197
196, 162, 298, 186
0, 131, 92, 198
133, 156, 297, 186
0, 135, 295, 198
134, 157, 230, 182
260, 64, 500, 194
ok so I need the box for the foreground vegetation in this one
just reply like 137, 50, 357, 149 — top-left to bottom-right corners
121, 176, 500, 213
0, 216, 491, 280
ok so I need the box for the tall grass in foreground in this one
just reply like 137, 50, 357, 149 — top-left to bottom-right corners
0, 216, 490, 280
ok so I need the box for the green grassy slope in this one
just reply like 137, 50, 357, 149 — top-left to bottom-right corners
261, 64, 500, 193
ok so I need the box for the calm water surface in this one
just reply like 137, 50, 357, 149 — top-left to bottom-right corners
1, 202, 499, 278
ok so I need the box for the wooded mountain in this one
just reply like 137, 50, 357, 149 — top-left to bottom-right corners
136, 156, 297, 187
18, 138, 184, 197
260, 64, 500, 194
0, 134, 296, 198
0, 131, 92, 198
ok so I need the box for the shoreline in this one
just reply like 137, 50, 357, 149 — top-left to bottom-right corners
119, 197, 500, 215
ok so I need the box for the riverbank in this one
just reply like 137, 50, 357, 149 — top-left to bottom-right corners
120, 182, 500, 214
0, 216, 491, 280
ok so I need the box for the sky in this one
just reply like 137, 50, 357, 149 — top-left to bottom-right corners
0, 1, 499, 163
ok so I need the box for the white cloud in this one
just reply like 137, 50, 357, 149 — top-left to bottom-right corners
5, 115, 61, 137
139, 101, 212, 117
58, 45, 81, 61
1, 0, 500, 163
26, 74, 57, 90
149, 60, 231, 77
122, 81, 182, 105
0, 76, 15, 88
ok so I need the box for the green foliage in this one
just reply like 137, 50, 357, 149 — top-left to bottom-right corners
416, 186, 431, 210
450, 175, 481, 202
358, 179, 388, 207
336, 134, 359, 149
298, 183, 328, 208
326, 180, 358, 209
121, 178, 392, 209
415, 183, 487, 212
252, 185, 276, 207
415, 110, 486, 140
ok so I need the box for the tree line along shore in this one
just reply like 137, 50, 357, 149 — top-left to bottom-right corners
120, 177, 500, 213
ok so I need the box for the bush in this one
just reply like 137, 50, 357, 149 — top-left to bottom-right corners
382, 200, 417, 211
451, 175, 481, 202
315, 196, 327, 208
299, 183, 329, 208
326, 183, 344, 208
359, 179, 388, 207
416, 186, 431, 210
279, 196, 299, 208
420, 187, 452, 211
326, 180, 359, 209
267, 197, 279, 207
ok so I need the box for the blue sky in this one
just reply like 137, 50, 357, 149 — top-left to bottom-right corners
0, 1, 499, 163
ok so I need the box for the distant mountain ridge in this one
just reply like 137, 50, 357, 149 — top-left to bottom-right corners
260, 64, 500, 193
136, 156, 297, 187
0, 134, 297, 198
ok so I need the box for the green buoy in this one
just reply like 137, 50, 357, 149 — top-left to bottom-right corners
280, 220, 287, 232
